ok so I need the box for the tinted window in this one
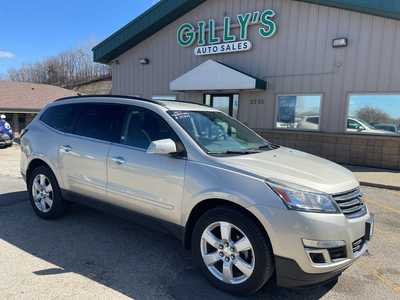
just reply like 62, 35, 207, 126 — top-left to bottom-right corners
40, 104, 80, 133
123, 107, 179, 150
73, 103, 126, 142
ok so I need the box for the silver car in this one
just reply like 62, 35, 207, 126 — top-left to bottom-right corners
20, 96, 374, 295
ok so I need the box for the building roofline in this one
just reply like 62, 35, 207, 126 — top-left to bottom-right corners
93, 0, 400, 64
93, 0, 206, 64
294, 0, 400, 21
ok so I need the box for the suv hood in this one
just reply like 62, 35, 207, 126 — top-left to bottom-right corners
217, 147, 358, 194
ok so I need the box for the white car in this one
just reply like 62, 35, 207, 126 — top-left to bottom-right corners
299, 115, 392, 134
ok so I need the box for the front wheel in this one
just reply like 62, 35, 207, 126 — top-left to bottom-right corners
192, 207, 274, 295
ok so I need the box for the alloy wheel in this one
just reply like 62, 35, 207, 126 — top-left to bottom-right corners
200, 221, 255, 285
32, 174, 54, 213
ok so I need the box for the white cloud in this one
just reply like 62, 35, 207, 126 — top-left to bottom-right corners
0, 51, 15, 59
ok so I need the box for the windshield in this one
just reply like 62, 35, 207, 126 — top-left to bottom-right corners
168, 110, 272, 155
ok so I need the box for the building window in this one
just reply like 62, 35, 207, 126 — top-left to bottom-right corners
276, 95, 322, 131
347, 94, 400, 135
152, 95, 177, 101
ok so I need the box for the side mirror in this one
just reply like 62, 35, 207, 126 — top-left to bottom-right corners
146, 139, 177, 155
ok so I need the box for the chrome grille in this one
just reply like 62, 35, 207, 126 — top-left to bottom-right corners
332, 188, 366, 218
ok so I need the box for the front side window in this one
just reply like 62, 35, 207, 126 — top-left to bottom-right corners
347, 94, 400, 135
73, 103, 125, 142
276, 95, 322, 131
169, 110, 271, 155
123, 107, 180, 150
40, 104, 80, 133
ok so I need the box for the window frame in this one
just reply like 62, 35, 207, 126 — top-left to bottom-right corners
345, 92, 400, 135
274, 93, 324, 132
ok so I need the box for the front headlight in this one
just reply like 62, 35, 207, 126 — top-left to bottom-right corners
266, 179, 339, 213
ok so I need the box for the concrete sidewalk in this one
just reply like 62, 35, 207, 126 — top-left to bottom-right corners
345, 165, 400, 191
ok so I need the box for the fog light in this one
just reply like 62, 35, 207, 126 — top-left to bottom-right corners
303, 239, 346, 249
309, 253, 326, 264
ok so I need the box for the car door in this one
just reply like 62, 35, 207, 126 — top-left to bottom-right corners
107, 106, 187, 224
58, 102, 125, 201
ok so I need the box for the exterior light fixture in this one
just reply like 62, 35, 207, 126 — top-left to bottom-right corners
139, 58, 150, 65
332, 38, 348, 48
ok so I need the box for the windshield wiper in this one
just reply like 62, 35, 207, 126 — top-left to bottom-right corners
208, 150, 261, 155
256, 143, 280, 150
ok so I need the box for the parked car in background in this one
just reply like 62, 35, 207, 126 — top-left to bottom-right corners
21, 96, 373, 295
346, 118, 395, 134
298, 116, 320, 130
0, 114, 13, 148
299, 115, 394, 134
370, 123, 398, 134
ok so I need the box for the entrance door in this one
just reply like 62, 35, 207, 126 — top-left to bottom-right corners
204, 94, 239, 118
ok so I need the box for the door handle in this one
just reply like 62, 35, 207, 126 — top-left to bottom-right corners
111, 156, 126, 165
60, 145, 72, 153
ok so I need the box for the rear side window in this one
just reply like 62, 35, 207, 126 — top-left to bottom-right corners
40, 104, 80, 133
73, 103, 126, 142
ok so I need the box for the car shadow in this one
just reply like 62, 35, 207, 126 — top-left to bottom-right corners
0, 191, 334, 299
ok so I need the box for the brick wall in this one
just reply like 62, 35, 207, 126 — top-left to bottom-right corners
258, 130, 400, 170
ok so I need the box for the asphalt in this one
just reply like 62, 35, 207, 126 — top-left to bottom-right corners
0, 176, 399, 299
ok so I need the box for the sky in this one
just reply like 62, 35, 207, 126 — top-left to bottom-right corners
0, 0, 159, 76
349, 95, 400, 119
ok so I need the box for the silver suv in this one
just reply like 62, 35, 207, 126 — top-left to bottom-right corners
20, 96, 374, 295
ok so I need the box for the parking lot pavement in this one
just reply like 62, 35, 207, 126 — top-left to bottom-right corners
0, 176, 399, 300
0, 145, 21, 179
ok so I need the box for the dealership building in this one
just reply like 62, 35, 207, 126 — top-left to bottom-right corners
93, 0, 400, 169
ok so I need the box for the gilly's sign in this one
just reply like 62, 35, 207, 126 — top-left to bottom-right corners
177, 9, 277, 56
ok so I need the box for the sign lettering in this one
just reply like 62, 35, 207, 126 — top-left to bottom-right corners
177, 9, 277, 56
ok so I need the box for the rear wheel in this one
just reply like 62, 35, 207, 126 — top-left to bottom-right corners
192, 207, 274, 295
28, 166, 66, 219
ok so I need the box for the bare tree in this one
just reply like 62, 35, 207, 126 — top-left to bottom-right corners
355, 106, 392, 124
7, 47, 110, 87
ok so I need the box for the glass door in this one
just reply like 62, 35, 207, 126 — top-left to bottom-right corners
204, 94, 239, 118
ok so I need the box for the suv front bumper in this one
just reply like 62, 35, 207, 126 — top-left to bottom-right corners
249, 205, 373, 287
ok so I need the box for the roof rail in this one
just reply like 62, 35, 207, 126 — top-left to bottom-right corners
53, 94, 167, 107
162, 99, 210, 108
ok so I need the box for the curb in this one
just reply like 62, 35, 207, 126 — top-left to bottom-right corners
360, 181, 400, 191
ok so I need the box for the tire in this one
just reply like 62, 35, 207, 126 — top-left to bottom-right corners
192, 207, 274, 296
28, 165, 66, 219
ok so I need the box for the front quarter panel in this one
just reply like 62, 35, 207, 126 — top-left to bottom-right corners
181, 160, 286, 226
